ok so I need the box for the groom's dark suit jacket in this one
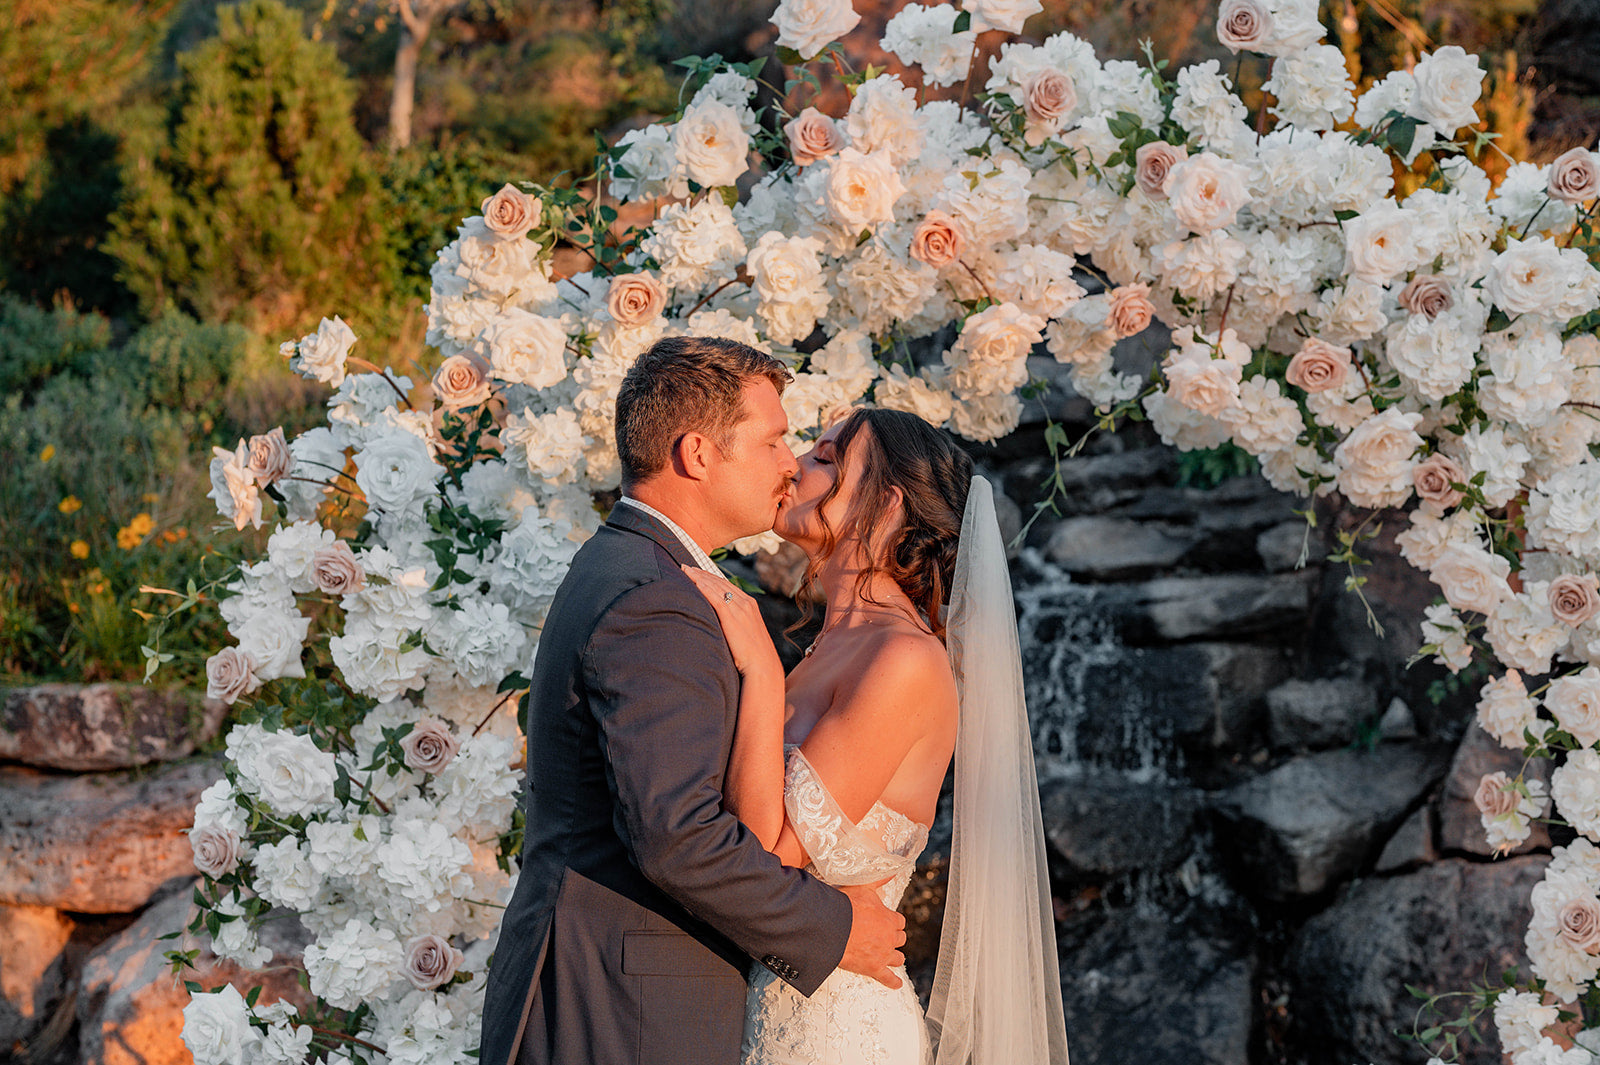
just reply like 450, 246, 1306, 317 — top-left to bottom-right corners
479, 504, 853, 1065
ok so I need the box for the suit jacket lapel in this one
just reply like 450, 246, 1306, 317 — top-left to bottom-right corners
605, 502, 703, 571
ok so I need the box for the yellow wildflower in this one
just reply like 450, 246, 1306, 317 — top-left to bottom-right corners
39, 445, 55, 463
116, 514, 152, 549
70, 540, 89, 559
58, 495, 82, 514
141, 492, 160, 504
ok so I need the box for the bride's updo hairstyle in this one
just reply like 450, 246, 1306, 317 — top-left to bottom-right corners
803, 408, 973, 638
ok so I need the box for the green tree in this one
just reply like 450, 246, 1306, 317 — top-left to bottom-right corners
106, 0, 403, 339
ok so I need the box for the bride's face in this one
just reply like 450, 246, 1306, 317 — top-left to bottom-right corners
773, 422, 864, 552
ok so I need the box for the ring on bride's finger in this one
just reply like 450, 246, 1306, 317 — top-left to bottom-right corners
723, 591, 734, 603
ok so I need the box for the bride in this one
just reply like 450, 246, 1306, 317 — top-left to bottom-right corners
683, 407, 1071, 1065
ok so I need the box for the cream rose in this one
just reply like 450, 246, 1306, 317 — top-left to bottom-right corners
400, 717, 460, 773
1135, 142, 1188, 199
244, 427, 293, 487
404, 933, 465, 990
1410, 45, 1485, 135
1551, 574, 1600, 627
432, 354, 493, 411
772, 0, 861, 60
1550, 670, 1600, 746
1548, 147, 1600, 205
291, 315, 357, 387
311, 541, 366, 596
607, 273, 668, 326
1398, 275, 1454, 320
963, 0, 1043, 34
205, 647, 259, 705
784, 107, 844, 166
1216, 0, 1272, 53
1107, 284, 1155, 338
1473, 771, 1519, 818
1560, 897, 1600, 953
1163, 349, 1241, 417
1162, 152, 1252, 234
1412, 453, 1466, 511
1285, 338, 1351, 393
480, 183, 541, 240
182, 986, 259, 1065
823, 149, 905, 231
189, 824, 242, 878
1021, 69, 1077, 145
1430, 542, 1513, 617
1334, 407, 1424, 509
673, 99, 750, 189
909, 210, 965, 267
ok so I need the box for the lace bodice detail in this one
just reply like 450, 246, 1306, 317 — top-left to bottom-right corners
783, 747, 928, 909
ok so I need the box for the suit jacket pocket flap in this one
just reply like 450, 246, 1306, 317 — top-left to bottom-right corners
621, 931, 736, 977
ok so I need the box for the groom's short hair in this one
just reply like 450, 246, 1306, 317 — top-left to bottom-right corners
616, 336, 791, 488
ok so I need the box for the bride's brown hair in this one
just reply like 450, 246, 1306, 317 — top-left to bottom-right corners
799, 408, 974, 639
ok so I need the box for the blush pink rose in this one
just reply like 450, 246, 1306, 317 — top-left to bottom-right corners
405, 934, 465, 990
1107, 284, 1155, 338
1411, 453, 1466, 511
310, 541, 365, 596
432, 354, 492, 411
1397, 275, 1454, 320
1216, 0, 1272, 53
1550, 574, 1600, 627
481, 183, 541, 239
607, 272, 668, 326
1021, 69, 1076, 145
1285, 338, 1351, 393
909, 210, 966, 268
1548, 147, 1600, 205
189, 824, 242, 878
1473, 771, 1519, 817
205, 647, 259, 705
400, 717, 460, 773
245, 428, 293, 488
784, 107, 845, 166
1136, 142, 1188, 199
1562, 896, 1600, 953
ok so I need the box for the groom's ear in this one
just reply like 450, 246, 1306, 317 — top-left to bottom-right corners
672, 430, 714, 482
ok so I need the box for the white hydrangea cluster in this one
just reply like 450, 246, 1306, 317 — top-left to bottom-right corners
188, 0, 1600, 1058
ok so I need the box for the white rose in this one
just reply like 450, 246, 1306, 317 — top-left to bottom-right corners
1342, 202, 1417, 285
772, 0, 861, 59
1551, 670, 1600, 748
289, 316, 357, 387
1162, 152, 1252, 234
182, 986, 259, 1065
1430, 542, 1513, 617
1410, 45, 1485, 136
822, 148, 905, 232
479, 309, 568, 390
233, 610, 310, 683
1333, 407, 1422, 509
673, 99, 749, 189
248, 730, 337, 817
962, 0, 1043, 34
1487, 238, 1596, 319
354, 430, 444, 515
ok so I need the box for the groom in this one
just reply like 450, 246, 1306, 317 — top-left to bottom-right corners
480, 336, 908, 1065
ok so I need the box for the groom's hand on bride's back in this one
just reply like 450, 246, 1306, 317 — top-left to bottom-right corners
837, 878, 908, 989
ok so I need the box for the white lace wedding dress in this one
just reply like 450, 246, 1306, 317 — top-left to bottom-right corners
741, 746, 931, 1065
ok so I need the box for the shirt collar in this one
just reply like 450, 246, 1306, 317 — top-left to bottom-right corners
614, 497, 724, 577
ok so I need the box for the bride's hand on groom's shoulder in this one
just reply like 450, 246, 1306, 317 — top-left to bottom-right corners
680, 566, 783, 681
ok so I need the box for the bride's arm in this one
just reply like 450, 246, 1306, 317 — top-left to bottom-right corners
681, 568, 805, 864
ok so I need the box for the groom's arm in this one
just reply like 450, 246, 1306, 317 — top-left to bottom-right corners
583, 575, 852, 996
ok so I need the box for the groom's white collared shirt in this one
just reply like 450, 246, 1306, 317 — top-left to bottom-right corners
614, 497, 725, 578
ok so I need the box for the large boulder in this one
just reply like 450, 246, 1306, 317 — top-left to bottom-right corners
1436, 725, 1553, 858
0, 903, 75, 1052
76, 886, 312, 1065
1211, 743, 1453, 900
1058, 894, 1256, 1065
0, 759, 220, 912
0, 683, 226, 771
1046, 517, 1202, 580
1039, 767, 1200, 881
1288, 856, 1547, 1065
1098, 572, 1317, 643
1265, 677, 1380, 751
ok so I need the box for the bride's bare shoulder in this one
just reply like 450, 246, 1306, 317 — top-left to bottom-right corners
857, 627, 957, 712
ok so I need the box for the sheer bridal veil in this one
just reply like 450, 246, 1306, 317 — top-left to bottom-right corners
927, 476, 1070, 1065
